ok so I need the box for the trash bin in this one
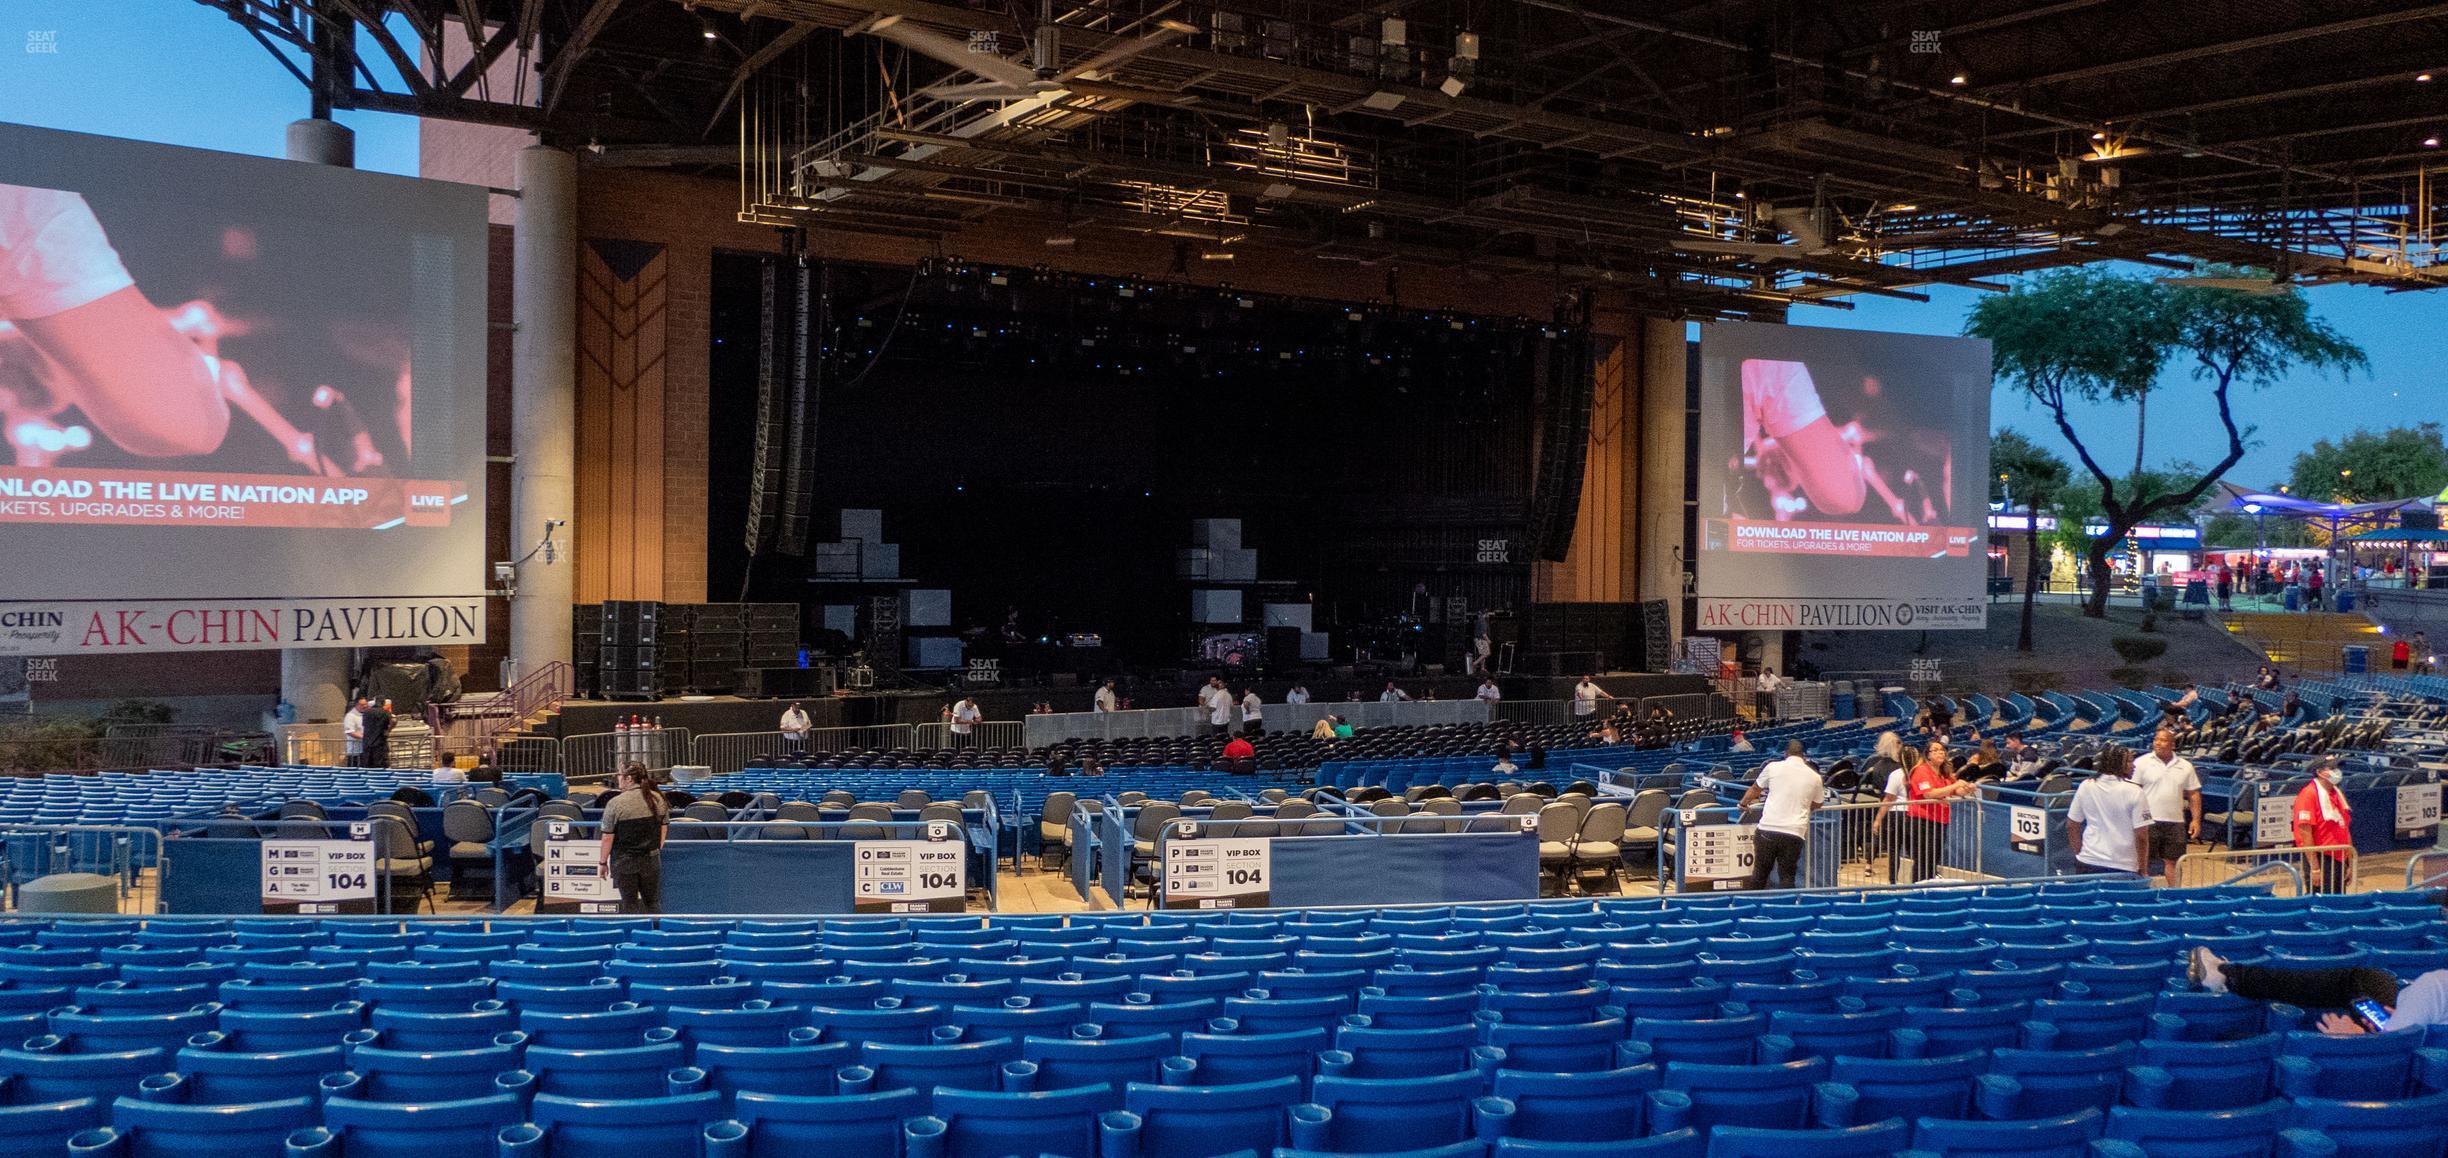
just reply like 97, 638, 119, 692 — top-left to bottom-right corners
2335, 588, 2356, 613
2342, 645, 2369, 674
1878, 686, 1907, 720
1831, 680, 1857, 721
2283, 586, 2301, 612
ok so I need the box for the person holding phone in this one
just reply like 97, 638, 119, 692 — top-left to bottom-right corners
2189, 947, 2448, 1036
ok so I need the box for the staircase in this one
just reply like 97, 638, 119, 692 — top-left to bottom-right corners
429, 661, 573, 759
2216, 611, 2383, 672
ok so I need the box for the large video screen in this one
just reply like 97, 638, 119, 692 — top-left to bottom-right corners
1694, 321, 1991, 631
0, 124, 487, 653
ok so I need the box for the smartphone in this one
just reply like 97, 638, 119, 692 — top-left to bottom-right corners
2351, 998, 2391, 1033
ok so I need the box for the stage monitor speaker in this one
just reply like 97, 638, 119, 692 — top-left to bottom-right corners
738, 666, 817, 698
1266, 627, 1303, 667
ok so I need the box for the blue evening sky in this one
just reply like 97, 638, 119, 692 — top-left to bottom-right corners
3, 1, 2433, 491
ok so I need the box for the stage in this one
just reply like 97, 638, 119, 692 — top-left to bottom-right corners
540, 672, 1713, 741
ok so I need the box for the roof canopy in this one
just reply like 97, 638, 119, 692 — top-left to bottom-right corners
2340, 527, 2448, 544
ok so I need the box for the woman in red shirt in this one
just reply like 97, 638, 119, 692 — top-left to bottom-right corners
1899, 741, 1977, 882
2292, 756, 2354, 893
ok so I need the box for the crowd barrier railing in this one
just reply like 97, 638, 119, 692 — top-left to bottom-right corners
911, 721, 1026, 751
562, 728, 693, 784
2175, 843, 2356, 895
1022, 699, 1497, 747
0, 824, 164, 914
1653, 796, 1995, 895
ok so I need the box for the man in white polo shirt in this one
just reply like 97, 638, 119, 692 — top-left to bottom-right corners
2065, 746, 2152, 876
1742, 740, 1823, 890
1572, 675, 1610, 719
2132, 728, 2202, 885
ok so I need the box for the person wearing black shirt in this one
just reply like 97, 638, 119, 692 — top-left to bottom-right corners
598, 763, 669, 914
360, 700, 394, 769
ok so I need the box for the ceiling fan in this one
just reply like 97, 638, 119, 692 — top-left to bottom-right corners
850, 7, 1196, 103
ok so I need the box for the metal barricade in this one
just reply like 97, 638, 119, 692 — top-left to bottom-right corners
1654, 796, 1991, 894
2176, 844, 2357, 895
1492, 699, 1573, 727
911, 721, 1024, 750
692, 727, 921, 773
278, 723, 349, 767
0, 825, 164, 914
492, 735, 565, 775
563, 727, 693, 783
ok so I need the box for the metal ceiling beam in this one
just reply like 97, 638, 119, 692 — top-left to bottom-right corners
1993, 5, 2448, 90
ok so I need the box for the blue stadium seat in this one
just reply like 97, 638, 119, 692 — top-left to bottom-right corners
1323, 1024, 1501, 1080
306, 1087, 531, 1155
2027, 995, 2157, 1052
1817, 1052, 1988, 1125
1484, 1065, 1666, 1143
0, 1045, 166, 1104
2274, 1028, 2448, 1099
513, 1091, 727, 1158
71, 1095, 317, 1158
1702, 1119, 1913, 1158
1626, 1015, 1765, 1066
1121, 1077, 1301, 1158
1978, 1043, 2135, 1118
1022, 1030, 1183, 1088
1898, 1002, 2030, 1057
807, 1000, 949, 1047
1724, 981, 1843, 1019
1488, 1128, 1703, 1156
1177, 1028, 1328, 1086
330, 1032, 528, 1102
920, 1083, 1125, 1158
167, 1033, 342, 1104
692, 1035, 854, 1101
370, 1005, 522, 1051
47, 1005, 221, 1054
1650, 1059, 1826, 1133
0, 1099, 103, 1154
2283, 1089, 2448, 1158
1293, 1070, 1489, 1153
1480, 1018, 1631, 1073
2124, 1035, 2281, 1111
2148, 992, 2296, 1043
1759, 1008, 1907, 1061
2103, 1100, 2339, 1158
526, 1041, 688, 1099
1906, 1106, 2131, 1158
859, 1037, 1024, 1093
725, 1089, 928, 1158
1356, 991, 1481, 1031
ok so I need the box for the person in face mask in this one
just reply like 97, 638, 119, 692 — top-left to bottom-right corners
2291, 754, 2355, 894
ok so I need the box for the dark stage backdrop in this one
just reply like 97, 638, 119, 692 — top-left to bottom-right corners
707, 256, 1586, 665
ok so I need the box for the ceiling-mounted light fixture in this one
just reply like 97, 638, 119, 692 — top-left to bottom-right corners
1045, 234, 1077, 248
1949, 72, 1967, 85
1362, 90, 1405, 110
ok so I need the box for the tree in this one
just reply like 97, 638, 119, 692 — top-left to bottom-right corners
1990, 429, 2071, 652
1969, 267, 2366, 617
2287, 424, 2448, 504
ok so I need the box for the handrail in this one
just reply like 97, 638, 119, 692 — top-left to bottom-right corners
455, 661, 573, 758
2405, 847, 2448, 891
2208, 857, 2306, 894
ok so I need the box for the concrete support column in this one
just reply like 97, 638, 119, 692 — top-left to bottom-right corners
509, 146, 578, 686
277, 118, 356, 725
1633, 316, 1688, 656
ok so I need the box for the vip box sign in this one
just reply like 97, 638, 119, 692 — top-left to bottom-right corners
2397, 782, 2442, 838
260, 821, 377, 914
1162, 821, 1273, 909
1679, 823, 1757, 891
2255, 794, 2296, 848
853, 824, 967, 913
538, 819, 619, 914
2009, 805, 2047, 855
